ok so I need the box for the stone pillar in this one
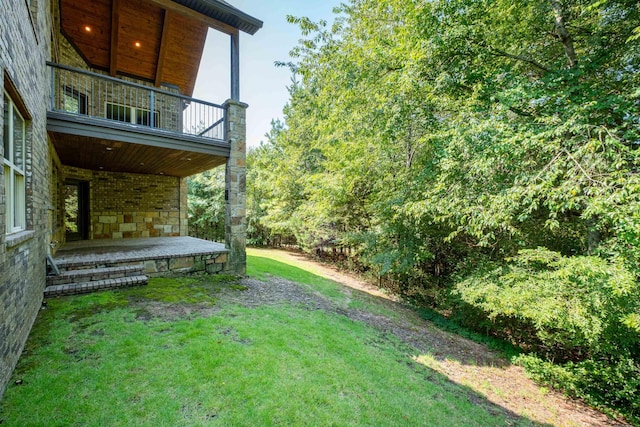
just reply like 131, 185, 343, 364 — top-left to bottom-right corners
179, 177, 188, 236
224, 99, 248, 275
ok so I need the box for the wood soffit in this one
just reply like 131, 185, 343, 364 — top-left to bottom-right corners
49, 131, 227, 177
60, 0, 220, 96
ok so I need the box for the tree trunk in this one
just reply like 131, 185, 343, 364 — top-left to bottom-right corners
587, 218, 601, 255
550, 0, 578, 68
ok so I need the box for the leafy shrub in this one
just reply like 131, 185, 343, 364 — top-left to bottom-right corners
517, 354, 640, 425
454, 248, 640, 423
454, 248, 640, 360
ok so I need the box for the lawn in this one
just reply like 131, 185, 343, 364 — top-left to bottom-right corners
0, 255, 536, 426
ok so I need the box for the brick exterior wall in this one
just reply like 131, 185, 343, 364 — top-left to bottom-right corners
63, 166, 188, 239
49, 144, 65, 251
0, 0, 53, 400
0, 0, 249, 402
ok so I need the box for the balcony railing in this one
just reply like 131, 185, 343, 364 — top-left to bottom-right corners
47, 62, 225, 140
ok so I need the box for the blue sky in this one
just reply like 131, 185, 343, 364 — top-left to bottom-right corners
192, 1, 343, 148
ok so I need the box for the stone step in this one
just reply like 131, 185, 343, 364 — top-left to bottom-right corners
46, 264, 144, 286
53, 259, 146, 272
44, 275, 148, 297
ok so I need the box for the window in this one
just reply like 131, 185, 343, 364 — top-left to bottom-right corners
63, 86, 87, 115
3, 91, 26, 234
136, 109, 159, 127
106, 103, 159, 127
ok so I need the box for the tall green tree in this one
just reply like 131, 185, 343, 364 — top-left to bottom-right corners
188, 168, 226, 242
246, 0, 640, 419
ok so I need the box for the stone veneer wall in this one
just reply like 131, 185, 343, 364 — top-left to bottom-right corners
63, 166, 188, 239
0, 0, 53, 400
144, 252, 228, 277
224, 100, 247, 275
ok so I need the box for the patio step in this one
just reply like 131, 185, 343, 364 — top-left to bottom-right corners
44, 275, 148, 297
46, 264, 145, 286
45, 262, 148, 297
53, 258, 147, 272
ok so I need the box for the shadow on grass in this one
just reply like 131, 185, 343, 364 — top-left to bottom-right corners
245, 255, 553, 425
250, 254, 516, 366
0, 272, 550, 427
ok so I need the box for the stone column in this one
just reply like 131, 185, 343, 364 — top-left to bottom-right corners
179, 177, 188, 236
223, 99, 248, 275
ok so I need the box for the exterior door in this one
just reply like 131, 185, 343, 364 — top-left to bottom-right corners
64, 180, 89, 241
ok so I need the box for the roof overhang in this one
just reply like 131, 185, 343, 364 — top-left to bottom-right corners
59, 0, 262, 96
171, 0, 263, 35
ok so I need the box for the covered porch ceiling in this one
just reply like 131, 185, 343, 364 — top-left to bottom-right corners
59, 0, 262, 96
49, 131, 227, 177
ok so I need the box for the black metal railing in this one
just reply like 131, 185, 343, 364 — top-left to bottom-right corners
48, 62, 225, 140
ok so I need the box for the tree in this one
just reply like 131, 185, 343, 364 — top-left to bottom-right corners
188, 167, 226, 242
246, 0, 640, 419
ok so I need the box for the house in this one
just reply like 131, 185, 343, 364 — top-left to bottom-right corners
0, 0, 261, 399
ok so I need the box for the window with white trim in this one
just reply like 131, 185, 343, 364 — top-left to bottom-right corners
3, 91, 26, 234
106, 102, 159, 127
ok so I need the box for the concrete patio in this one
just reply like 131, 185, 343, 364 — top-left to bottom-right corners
53, 236, 227, 268
45, 237, 230, 297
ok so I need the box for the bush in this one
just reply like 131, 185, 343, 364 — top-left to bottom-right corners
188, 169, 225, 242
453, 248, 640, 423
454, 248, 640, 360
517, 354, 640, 425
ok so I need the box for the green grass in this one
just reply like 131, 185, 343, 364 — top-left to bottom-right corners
247, 251, 404, 322
0, 257, 537, 426
247, 254, 347, 302
417, 307, 523, 360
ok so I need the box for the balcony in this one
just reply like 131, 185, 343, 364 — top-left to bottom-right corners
47, 62, 230, 177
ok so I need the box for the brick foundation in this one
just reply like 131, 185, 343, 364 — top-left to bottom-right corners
0, 0, 52, 400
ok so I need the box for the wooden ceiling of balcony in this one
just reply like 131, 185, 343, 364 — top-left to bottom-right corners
60, 0, 235, 96
50, 131, 227, 177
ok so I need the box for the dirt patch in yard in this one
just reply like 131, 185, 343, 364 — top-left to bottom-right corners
130, 253, 629, 427
240, 249, 630, 427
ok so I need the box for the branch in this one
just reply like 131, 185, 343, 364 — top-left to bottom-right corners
534, 150, 564, 182
600, 125, 623, 142
378, 64, 404, 79
508, 105, 534, 117
486, 47, 551, 72
549, 0, 578, 68
563, 149, 606, 186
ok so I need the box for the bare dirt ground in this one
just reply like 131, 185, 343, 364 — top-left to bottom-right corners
243, 248, 630, 427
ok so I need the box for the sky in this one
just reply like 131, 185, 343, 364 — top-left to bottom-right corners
191, 1, 343, 148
